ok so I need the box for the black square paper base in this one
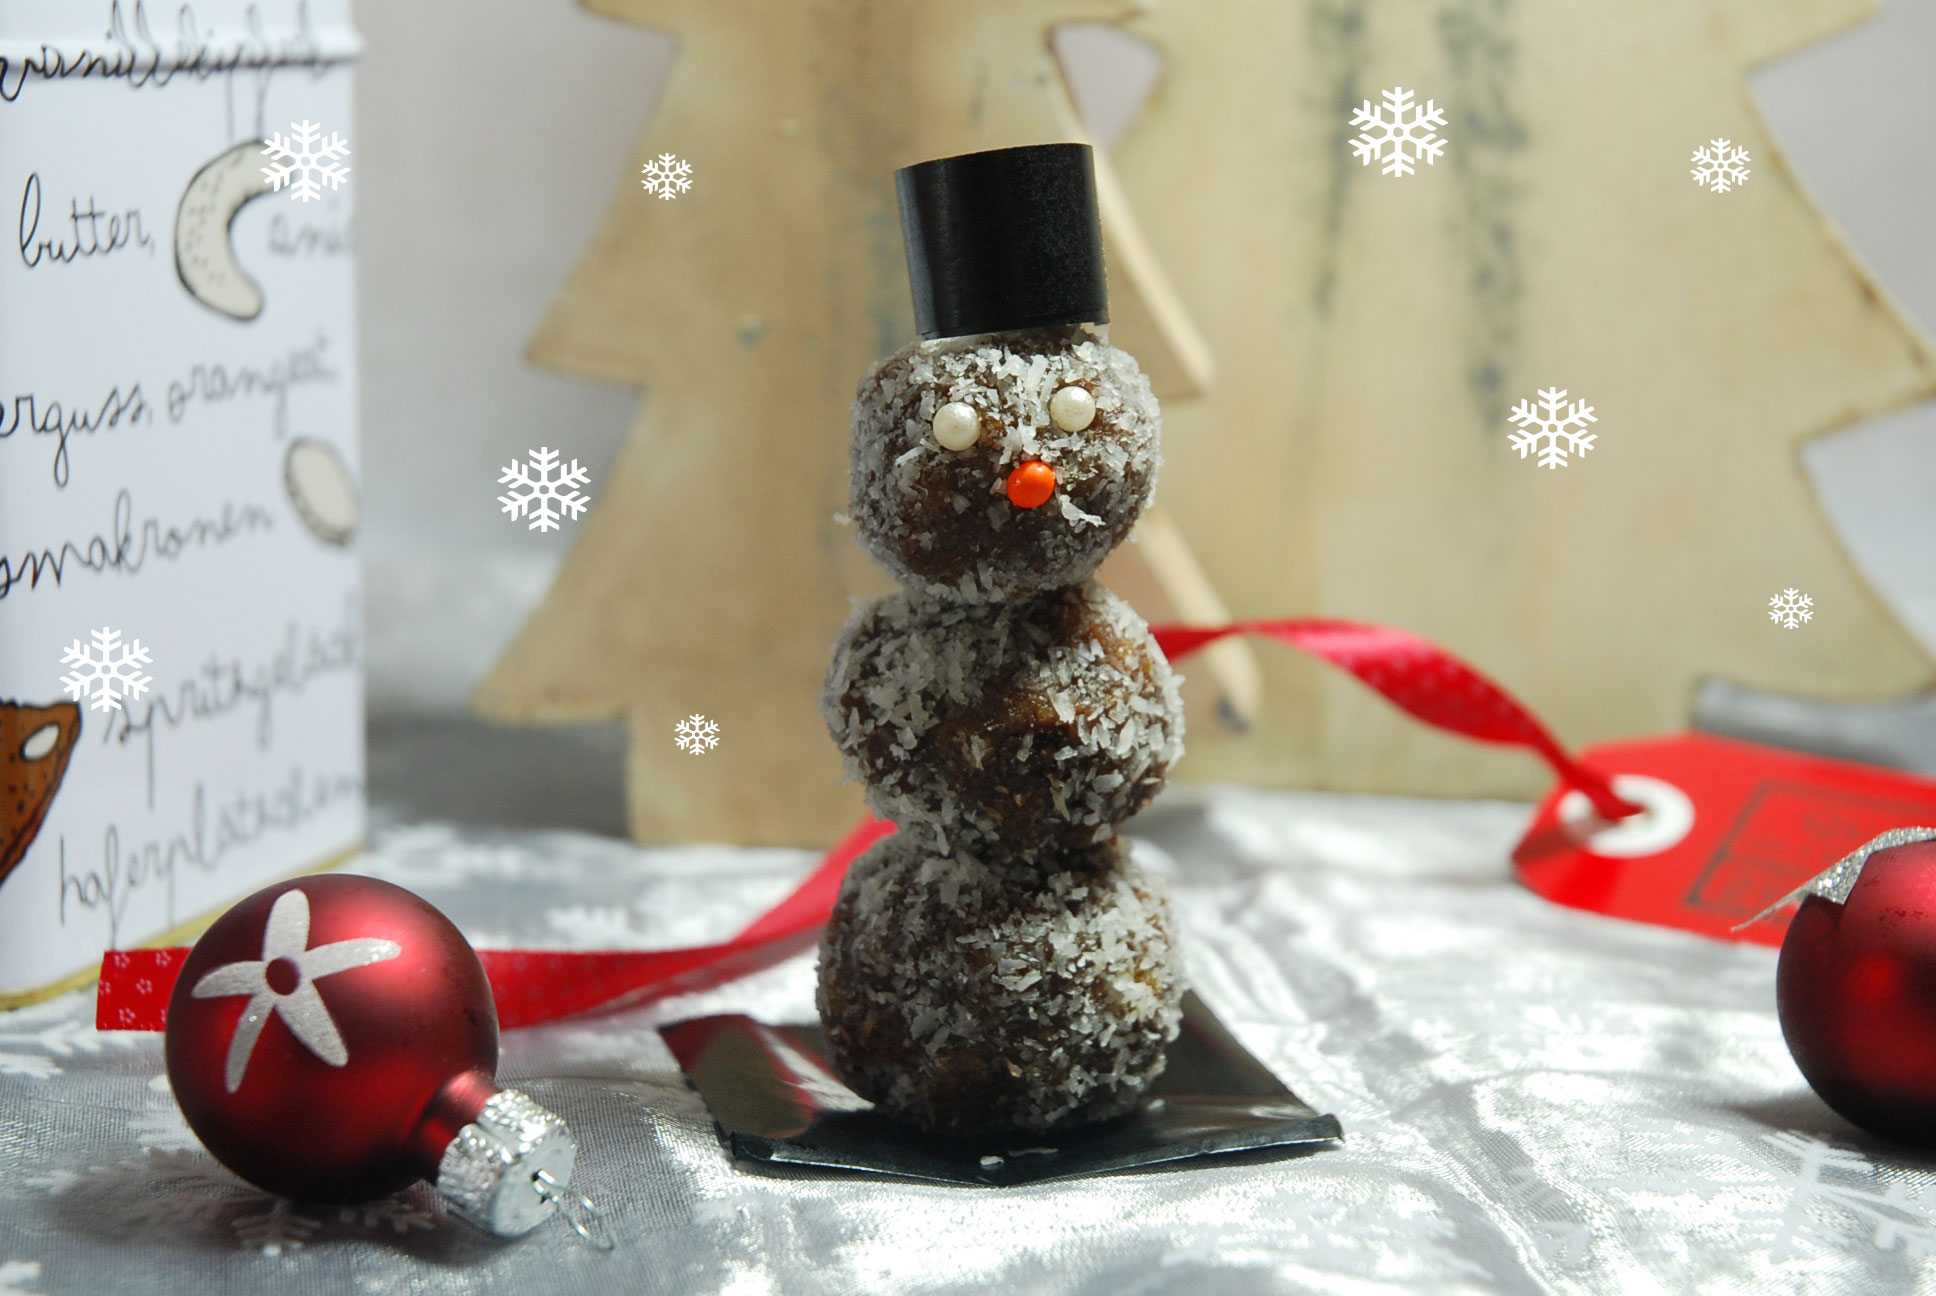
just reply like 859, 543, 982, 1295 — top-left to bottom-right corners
659, 992, 1343, 1186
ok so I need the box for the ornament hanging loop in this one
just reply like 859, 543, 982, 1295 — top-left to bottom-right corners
534, 1168, 614, 1251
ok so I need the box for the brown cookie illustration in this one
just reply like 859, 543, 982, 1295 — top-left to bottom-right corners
2, 700, 81, 890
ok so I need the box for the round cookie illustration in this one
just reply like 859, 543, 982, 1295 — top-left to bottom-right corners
284, 438, 360, 546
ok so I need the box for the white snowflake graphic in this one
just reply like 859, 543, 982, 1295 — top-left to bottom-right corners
1587, 1119, 1936, 1265
372, 830, 543, 888
1350, 87, 1447, 177
545, 904, 654, 946
261, 121, 351, 203
1498, 1165, 1593, 1269
30, 1144, 442, 1255
1691, 138, 1750, 193
499, 446, 592, 532
12, 994, 452, 1257
1585, 1119, 1752, 1198
674, 713, 720, 755
0, 1002, 138, 1079
1769, 588, 1814, 629
0, 1262, 40, 1295
1144, 1184, 1491, 1285
59, 627, 153, 713
338, 1198, 440, 1235
115, 1152, 240, 1230
1762, 1131, 1936, 1261
127, 1104, 201, 1153
640, 151, 693, 200
1507, 387, 1599, 469
231, 1199, 322, 1255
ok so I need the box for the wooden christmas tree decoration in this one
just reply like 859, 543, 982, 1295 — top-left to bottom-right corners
476, 0, 1241, 844
1102, 0, 1936, 800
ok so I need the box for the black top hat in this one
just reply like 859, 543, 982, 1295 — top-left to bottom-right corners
895, 142, 1108, 340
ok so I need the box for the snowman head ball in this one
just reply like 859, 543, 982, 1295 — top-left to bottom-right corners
849, 143, 1161, 603
849, 328, 1159, 602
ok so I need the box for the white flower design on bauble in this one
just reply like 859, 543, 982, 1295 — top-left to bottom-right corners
191, 890, 402, 1093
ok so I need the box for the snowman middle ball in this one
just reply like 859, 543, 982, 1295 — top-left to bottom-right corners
823, 580, 1184, 858
849, 325, 1160, 604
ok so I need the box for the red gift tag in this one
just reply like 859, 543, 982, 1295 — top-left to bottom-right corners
1513, 733, 1936, 946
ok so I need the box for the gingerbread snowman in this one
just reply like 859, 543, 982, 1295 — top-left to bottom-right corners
817, 144, 1188, 1139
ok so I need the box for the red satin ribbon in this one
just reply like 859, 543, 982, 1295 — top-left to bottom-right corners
1152, 620, 1638, 822
97, 817, 896, 1032
98, 617, 1626, 1032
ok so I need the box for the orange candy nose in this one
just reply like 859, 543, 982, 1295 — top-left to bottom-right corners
1005, 460, 1056, 509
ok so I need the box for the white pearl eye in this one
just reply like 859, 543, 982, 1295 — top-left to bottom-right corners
931, 401, 981, 451
1049, 385, 1097, 432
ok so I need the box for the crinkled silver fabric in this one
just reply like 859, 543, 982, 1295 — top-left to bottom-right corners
3, 786, 1933, 1294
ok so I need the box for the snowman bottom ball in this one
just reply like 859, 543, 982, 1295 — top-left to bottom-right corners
1777, 834, 1936, 1145
822, 580, 1184, 859
816, 832, 1183, 1139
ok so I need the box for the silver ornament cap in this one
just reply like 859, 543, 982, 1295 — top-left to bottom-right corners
1737, 827, 1936, 930
435, 1088, 576, 1237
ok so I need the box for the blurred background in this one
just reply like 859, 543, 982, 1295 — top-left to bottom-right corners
351, 0, 1936, 833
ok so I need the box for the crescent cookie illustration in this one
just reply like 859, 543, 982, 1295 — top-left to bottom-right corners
175, 140, 277, 320
1, 700, 81, 893
284, 438, 359, 545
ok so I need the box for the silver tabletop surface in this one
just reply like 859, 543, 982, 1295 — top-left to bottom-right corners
3, 783, 1932, 1295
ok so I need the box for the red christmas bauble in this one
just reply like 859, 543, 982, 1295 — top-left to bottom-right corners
165, 874, 501, 1202
1777, 836, 1936, 1145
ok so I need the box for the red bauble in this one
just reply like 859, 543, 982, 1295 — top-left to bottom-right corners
1777, 836, 1936, 1145
165, 875, 576, 1234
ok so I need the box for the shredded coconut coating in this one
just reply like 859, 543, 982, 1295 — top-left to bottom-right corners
822, 581, 1185, 858
821, 319, 1188, 1140
817, 832, 1183, 1138
850, 326, 1160, 603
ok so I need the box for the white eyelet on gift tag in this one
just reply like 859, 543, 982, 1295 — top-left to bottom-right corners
1557, 774, 1696, 859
